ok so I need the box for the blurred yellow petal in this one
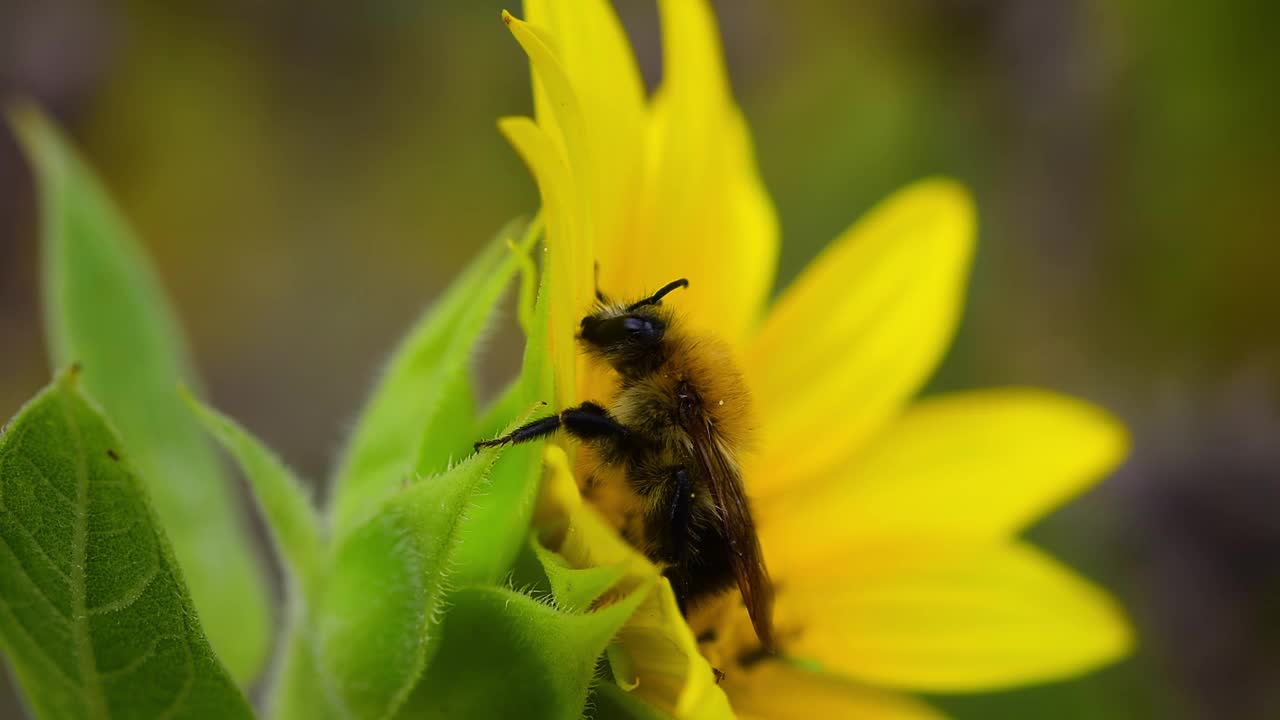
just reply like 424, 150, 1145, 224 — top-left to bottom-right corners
725, 662, 944, 720
598, 0, 778, 347
746, 179, 976, 497
716, 105, 780, 342
658, 0, 730, 101
499, 116, 583, 409
523, 0, 647, 252
760, 388, 1130, 574
777, 542, 1134, 692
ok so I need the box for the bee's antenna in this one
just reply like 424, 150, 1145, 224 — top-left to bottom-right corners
594, 261, 607, 302
628, 278, 689, 310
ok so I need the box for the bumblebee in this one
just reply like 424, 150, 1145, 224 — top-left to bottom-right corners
476, 278, 775, 650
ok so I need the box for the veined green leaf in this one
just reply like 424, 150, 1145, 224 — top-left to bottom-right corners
184, 393, 323, 599
328, 218, 535, 540
454, 240, 554, 586
394, 583, 653, 720
0, 371, 255, 719
10, 106, 270, 681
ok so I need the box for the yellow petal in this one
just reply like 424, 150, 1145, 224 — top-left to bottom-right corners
746, 179, 976, 497
724, 661, 944, 720
657, 0, 730, 101
597, 0, 778, 348
498, 116, 583, 410
523, 0, 647, 254
760, 388, 1129, 575
776, 542, 1134, 692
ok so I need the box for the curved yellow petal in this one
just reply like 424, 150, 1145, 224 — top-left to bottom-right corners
598, 0, 778, 348
760, 388, 1129, 574
610, 581, 735, 720
746, 179, 976, 497
503, 12, 595, 401
776, 542, 1134, 692
725, 661, 945, 720
503, 11, 590, 199
523, 0, 647, 253
499, 116, 583, 410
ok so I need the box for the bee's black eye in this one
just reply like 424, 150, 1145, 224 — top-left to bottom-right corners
622, 317, 655, 337
579, 313, 663, 349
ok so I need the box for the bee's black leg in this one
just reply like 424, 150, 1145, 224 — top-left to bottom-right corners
474, 402, 628, 450
662, 466, 693, 615
474, 414, 562, 448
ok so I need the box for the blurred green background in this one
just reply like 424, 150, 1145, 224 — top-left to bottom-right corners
1, 1, 1277, 718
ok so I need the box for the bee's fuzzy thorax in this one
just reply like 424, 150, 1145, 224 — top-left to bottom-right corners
645, 321, 756, 451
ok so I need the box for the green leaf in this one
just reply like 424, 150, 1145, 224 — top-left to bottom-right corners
394, 584, 652, 720
9, 106, 270, 681
328, 218, 535, 540
455, 239, 555, 586
0, 371, 255, 719
184, 393, 323, 598
315, 449, 502, 719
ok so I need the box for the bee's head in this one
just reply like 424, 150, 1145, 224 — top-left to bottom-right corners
579, 278, 688, 374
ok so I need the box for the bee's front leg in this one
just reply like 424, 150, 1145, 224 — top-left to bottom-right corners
474, 402, 629, 450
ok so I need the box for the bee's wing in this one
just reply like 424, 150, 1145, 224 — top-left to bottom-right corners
691, 418, 776, 651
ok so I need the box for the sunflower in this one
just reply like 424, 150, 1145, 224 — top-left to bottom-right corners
500, 1, 1133, 717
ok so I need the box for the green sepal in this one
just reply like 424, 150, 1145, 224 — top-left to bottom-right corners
453, 234, 555, 586
532, 536, 629, 613
592, 681, 676, 720
183, 392, 324, 599
394, 583, 653, 720
264, 624, 343, 720
328, 218, 534, 541
315, 445, 508, 719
